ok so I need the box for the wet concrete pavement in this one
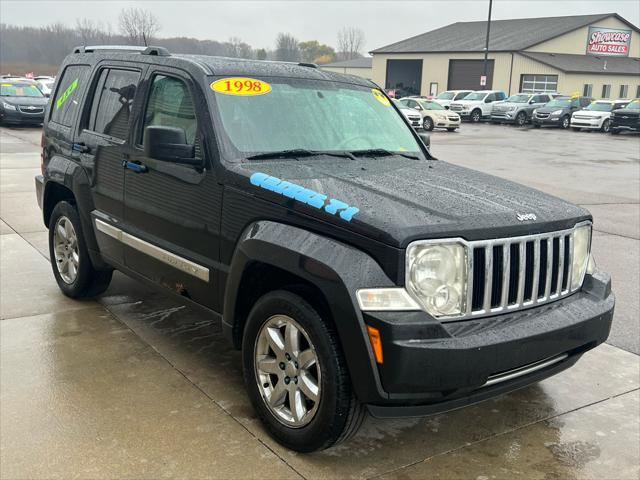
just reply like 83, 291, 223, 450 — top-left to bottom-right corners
1, 125, 639, 479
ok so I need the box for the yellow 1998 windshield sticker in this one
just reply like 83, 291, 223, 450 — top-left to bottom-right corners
372, 88, 390, 106
211, 77, 271, 96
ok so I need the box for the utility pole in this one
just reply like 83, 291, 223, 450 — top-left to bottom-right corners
483, 0, 493, 79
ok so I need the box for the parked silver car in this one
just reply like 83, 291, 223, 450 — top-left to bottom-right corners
490, 93, 554, 126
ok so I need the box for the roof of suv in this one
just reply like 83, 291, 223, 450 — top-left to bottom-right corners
67, 46, 375, 88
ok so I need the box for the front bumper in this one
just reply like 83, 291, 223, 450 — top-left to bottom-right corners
491, 112, 517, 123
432, 116, 460, 128
532, 114, 563, 126
0, 108, 45, 125
571, 117, 602, 129
610, 121, 640, 132
363, 270, 614, 417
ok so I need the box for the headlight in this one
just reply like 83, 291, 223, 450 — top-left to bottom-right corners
571, 224, 592, 290
551, 109, 563, 115
1, 102, 17, 111
532, 109, 537, 115
406, 242, 467, 317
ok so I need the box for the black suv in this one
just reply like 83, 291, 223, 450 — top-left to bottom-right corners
532, 95, 594, 129
610, 98, 640, 134
36, 46, 614, 453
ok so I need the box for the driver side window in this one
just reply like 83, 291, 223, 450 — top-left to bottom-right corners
142, 75, 198, 147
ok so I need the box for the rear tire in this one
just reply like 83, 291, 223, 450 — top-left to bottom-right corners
242, 290, 365, 452
48, 201, 112, 298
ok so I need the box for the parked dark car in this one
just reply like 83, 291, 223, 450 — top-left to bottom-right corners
532, 96, 593, 129
610, 98, 640, 134
0, 78, 48, 125
36, 46, 613, 453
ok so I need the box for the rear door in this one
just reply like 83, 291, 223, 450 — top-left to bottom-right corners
75, 65, 143, 265
123, 67, 223, 310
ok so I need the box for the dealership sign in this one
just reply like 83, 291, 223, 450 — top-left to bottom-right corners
587, 26, 632, 56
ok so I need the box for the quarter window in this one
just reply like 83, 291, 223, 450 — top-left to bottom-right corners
50, 65, 90, 127
88, 69, 140, 140
619, 85, 628, 98
142, 75, 198, 145
583, 84, 593, 97
520, 74, 558, 94
601, 85, 611, 99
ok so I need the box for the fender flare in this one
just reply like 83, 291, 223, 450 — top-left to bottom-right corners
223, 220, 395, 402
43, 155, 108, 269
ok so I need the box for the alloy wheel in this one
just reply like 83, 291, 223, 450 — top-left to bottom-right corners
254, 315, 321, 427
53, 216, 79, 284
516, 112, 526, 126
602, 119, 610, 132
471, 110, 481, 122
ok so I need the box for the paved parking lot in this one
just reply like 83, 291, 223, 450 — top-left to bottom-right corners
1, 124, 639, 479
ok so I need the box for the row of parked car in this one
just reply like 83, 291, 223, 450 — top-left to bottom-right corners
0, 75, 55, 125
396, 88, 640, 135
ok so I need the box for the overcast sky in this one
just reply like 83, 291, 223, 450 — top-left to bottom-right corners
1, 0, 638, 52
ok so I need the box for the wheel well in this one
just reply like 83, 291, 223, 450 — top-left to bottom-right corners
43, 182, 75, 227
232, 261, 334, 349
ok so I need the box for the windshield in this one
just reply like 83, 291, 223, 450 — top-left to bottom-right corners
418, 100, 444, 110
436, 91, 455, 100
212, 77, 425, 160
506, 94, 530, 103
625, 99, 640, 110
585, 102, 613, 112
545, 98, 571, 108
462, 92, 486, 101
0, 83, 44, 97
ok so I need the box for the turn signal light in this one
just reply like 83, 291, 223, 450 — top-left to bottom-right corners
366, 325, 384, 364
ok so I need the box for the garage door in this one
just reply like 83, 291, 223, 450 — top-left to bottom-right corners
385, 59, 423, 97
447, 60, 494, 90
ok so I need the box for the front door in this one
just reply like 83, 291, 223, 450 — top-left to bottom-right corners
123, 68, 222, 310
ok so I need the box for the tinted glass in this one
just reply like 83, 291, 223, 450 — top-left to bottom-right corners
90, 69, 139, 139
506, 94, 530, 103
143, 75, 198, 145
454, 91, 471, 100
50, 65, 90, 126
213, 77, 424, 158
585, 102, 613, 112
436, 91, 455, 100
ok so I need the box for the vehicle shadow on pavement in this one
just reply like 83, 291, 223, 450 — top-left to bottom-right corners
97, 272, 640, 479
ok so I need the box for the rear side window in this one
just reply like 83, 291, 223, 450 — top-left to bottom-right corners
50, 65, 90, 127
87, 69, 140, 140
141, 74, 198, 145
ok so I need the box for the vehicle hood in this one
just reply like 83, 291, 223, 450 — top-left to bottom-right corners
573, 109, 607, 117
0, 96, 48, 106
493, 101, 526, 109
228, 157, 589, 248
400, 108, 419, 117
451, 99, 483, 107
536, 105, 568, 114
612, 108, 639, 117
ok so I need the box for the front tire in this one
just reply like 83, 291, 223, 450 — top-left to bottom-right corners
242, 290, 365, 452
601, 119, 610, 133
48, 201, 112, 298
561, 115, 570, 129
470, 109, 481, 123
515, 111, 527, 127
610, 128, 620, 135
423, 116, 434, 131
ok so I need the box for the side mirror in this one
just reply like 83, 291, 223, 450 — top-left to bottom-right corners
529, 99, 535, 104
414, 105, 422, 111
143, 125, 199, 166
417, 131, 430, 148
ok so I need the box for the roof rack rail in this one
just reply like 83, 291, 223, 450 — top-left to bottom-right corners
298, 62, 318, 68
72, 45, 170, 56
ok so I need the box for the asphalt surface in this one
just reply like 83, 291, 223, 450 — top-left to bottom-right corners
1, 124, 639, 479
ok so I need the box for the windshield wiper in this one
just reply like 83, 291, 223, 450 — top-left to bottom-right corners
246, 149, 355, 161
349, 149, 420, 160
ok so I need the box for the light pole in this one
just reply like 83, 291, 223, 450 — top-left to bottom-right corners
483, 0, 493, 80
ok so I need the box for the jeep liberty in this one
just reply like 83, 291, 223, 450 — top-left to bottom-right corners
36, 46, 614, 452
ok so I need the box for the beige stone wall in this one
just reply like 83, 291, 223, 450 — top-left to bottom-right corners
525, 16, 640, 57
320, 66, 372, 79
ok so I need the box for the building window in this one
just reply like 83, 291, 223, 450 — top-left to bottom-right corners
619, 85, 629, 98
637, 85, 640, 98
601, 84, 611, 99
429, 82, 438, 96
519, 74, 558, 94
583, 84, 593, 97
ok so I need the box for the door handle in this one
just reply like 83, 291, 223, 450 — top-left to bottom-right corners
123, 160, 148, 174
72, 142, 90, 153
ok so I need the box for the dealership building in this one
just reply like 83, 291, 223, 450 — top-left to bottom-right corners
320, 57, 373, 79
370, 13, 640, 99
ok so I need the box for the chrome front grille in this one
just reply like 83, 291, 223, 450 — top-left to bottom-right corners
17, 106, 44, 114
450, 104, 463, 111
462, 225, 587, 319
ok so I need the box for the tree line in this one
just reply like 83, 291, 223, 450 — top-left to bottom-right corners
0, 7, 365, 75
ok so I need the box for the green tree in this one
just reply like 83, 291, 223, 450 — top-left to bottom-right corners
256, 48, 267, 60
299, 40, 335, 63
